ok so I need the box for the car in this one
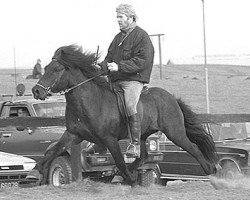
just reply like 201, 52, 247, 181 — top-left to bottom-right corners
153, 114, 250, 184
0, 93, 66, 162
0, 88, 163, 187
0, 151, 36, 189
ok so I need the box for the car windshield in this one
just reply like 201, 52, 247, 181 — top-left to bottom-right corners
33, 102, 66, 117
209, 122, 250, 141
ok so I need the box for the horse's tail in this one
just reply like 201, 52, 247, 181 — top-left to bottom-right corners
177, 98, 217, 164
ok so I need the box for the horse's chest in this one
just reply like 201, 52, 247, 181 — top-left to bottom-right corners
67, 118, 89, 133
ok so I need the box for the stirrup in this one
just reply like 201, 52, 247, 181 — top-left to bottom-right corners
126, 143, 140, 158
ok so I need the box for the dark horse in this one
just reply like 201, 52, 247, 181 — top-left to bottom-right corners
29, 45, 218, 185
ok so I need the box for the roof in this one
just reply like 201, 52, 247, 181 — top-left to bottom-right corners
0, 94, 65, 104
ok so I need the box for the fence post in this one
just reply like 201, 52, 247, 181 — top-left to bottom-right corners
71, 144, 82, 182
149, 33, 165, 79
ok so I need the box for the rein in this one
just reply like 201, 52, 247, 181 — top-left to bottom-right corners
61, 70, 107, 94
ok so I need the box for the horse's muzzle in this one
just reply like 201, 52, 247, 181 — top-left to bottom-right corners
32, 85, 47, 100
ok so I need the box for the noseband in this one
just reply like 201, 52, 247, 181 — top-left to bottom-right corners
35, 59, 106, 95
35, 64, 65, 95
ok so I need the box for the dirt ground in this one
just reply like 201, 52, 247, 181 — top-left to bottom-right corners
1, 178, 250, 200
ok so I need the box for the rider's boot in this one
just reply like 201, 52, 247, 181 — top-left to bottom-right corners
126, 113, 141, 158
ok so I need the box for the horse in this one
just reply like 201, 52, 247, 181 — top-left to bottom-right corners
29, 44, 218, 186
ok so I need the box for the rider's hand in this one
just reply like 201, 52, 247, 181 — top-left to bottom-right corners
108, 62, 118, 72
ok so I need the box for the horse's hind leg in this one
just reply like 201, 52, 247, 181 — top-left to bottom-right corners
163, 125, 215, 175
27, 130, 82, 183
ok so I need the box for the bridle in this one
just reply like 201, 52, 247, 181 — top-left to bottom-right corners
35, 67, 65, 95
35, 59, 107, 95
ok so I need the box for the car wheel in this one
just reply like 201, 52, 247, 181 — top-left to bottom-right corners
48, 156, 72, 186
138, 169, 163, 187
218, 161, 242, 179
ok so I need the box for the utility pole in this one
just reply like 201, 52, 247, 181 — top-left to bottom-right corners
201, 0, 210, 113
150, 34, 164, 79
13, 47, 17, 96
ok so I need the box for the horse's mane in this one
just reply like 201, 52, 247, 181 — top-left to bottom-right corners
54, 45, 110, 90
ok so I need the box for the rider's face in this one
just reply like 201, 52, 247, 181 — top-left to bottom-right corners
116, 13, 133, 30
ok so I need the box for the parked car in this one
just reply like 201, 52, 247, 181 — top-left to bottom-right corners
153, 114, 250, 184
0, 93, 66, 162
0, 151, 36, 189
0, 90, 163, 187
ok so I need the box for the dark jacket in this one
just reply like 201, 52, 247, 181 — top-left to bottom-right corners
101, 26, 154, 83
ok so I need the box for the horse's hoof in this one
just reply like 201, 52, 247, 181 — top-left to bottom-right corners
111, 175, 124, 184
131, 182, 139, 188
26, 169, 41, 180
209, 175, 228, 190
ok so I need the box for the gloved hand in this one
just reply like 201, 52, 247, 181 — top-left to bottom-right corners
97, 61, 108, 72
107, 62, 118, 71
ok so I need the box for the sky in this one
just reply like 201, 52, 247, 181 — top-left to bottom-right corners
1, 0, 250, 69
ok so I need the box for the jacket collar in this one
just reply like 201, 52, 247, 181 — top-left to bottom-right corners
120, 22, 137, 34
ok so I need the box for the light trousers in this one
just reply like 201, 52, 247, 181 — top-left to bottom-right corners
116, 80, 144, 116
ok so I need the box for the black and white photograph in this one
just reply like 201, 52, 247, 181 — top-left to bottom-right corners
0, 0, 250, 199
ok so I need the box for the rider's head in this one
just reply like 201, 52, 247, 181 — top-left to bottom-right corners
116, 4, 137, 30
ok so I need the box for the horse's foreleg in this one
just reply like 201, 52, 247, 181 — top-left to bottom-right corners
104, 137, 135, 185
27, 130, 82, 183
127, 139, 148, 172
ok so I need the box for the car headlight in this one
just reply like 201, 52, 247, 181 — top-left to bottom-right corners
23, 162, 36, 171
149, 140, 157, 151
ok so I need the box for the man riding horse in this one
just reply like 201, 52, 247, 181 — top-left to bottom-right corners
26, 4, 218, 186
98, 4, 154, 157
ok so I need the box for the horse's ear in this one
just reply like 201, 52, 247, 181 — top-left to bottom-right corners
59, 49, 66, 60
60, 49, 65, 55
76, 45, 83, 53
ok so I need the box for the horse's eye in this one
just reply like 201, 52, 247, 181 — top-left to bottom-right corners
54, 66, 64, 72
53, 62, 61, 70
64, 66, 69, 70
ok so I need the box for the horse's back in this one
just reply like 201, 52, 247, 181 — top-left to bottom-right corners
141, 86, 178, 108
140, 87, 184, 128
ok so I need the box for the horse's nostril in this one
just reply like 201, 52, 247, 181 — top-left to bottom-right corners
32, 87, 40, 99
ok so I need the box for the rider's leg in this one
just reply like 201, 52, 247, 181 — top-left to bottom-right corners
127, 113, 141, 156
118, 81, 143, 157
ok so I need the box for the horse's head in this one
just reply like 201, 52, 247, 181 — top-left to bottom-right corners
32, 45, 99, 100
32, 59, 66, 100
